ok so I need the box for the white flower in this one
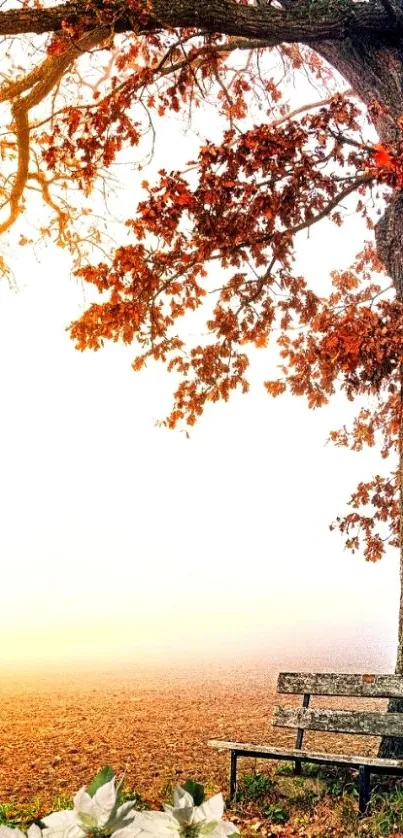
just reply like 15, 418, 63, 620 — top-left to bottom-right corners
42, 778, 136, 838
0, 827, 42, 838
133, 787, 238, 837
0, 773, 238, 838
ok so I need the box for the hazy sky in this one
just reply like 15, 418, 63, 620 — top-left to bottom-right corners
0, 70, 398, 674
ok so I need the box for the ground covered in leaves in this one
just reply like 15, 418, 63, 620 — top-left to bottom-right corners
0, 663, 403, 837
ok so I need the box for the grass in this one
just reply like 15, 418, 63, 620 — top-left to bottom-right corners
227, 766, 403, 836
365, 783, 403, 836
116, 787, 147, 810
0, 799, 43, 829
2, 769, 403, 837
236, 773, 275, 801
0, 803, 21, 827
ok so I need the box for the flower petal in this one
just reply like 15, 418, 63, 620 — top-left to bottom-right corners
116, 802, 136, 821
0, 828, 26, 838
172, 788, 194, 810
202, 821, 239, 837
76, 814, 98, 831
170, 807, 194, 827
133, 812, 178, 835
41, 809, 77, 826
112, 827, 141, 838
41, 811, 82, 838
41, 813, 77, 829
194, 795, 224, 824
73, 790, 93, 816
93, 778, 117, 819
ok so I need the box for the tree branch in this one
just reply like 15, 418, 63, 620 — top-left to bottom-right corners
0, 25, 108, 235
0, 0, 396, 45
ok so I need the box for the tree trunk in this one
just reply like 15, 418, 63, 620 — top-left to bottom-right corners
314, 31, 403, 758
396, 362, 403, 678
375, 199, 403, 752
376, 350, 403, 756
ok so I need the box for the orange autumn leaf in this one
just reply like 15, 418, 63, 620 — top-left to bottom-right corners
373, 143, 394, 169
264, 380, 286, 397
340, 334, 362, 355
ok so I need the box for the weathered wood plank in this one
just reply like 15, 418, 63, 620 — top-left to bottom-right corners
273, 707, 403, 737
277, 672, 403, 698
296, 693, 310, 750
207, 740, 403, 771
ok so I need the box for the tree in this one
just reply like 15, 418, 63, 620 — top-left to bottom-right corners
1, 0, 403, 751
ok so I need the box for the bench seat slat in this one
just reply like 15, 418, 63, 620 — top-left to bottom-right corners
207, 740, 403, 771
273, 707, 403, 737
277, 673, 403, 698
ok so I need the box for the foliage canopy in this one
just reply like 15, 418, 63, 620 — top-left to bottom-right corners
1, 0, 403, 564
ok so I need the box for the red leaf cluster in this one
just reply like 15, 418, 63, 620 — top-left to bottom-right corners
66, 86, 399, 562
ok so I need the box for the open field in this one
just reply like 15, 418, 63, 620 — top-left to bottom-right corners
0, 661, 384, 809
0, 663, 275, 807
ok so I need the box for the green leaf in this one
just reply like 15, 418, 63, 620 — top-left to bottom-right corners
182, 781, 205, 806
87, 766, 115, 798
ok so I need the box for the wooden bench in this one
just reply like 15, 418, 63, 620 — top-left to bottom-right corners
208, 672, 403, 814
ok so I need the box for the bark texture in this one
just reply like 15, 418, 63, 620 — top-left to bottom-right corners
0, 0, 398, 41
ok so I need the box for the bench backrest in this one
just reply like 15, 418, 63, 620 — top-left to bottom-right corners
273, 673, 403, 749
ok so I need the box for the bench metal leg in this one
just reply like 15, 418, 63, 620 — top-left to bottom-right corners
230, 751, 238, 801
294, 759, 302, 776
359, 766, 371, 815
